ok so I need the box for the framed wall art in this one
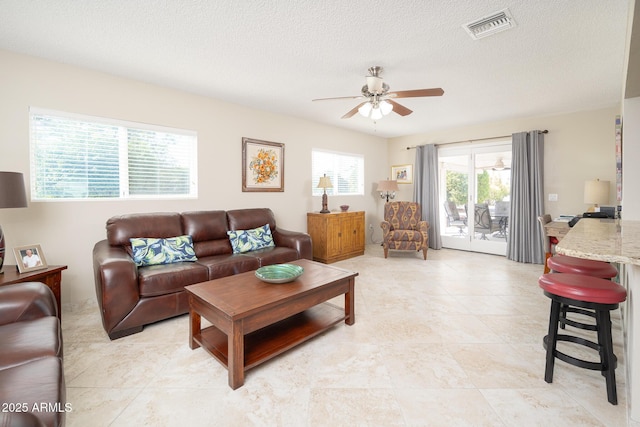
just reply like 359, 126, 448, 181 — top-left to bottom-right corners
391, 164, 413, 184
242, 137, 284, 192
14, 244, 48, 273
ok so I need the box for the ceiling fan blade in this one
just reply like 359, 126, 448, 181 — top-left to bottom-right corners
341, 102, 367, 119
312, 95, 364, 102
388, 88, 444, 98
387, 100, 413, 116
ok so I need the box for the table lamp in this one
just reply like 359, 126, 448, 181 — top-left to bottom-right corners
584, 179, 610, 212
317, 174, 333, 213
0, 172, 28, 273
377, 180, 399, 203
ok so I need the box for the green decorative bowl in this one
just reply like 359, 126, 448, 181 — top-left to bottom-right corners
255, 264, 304, 283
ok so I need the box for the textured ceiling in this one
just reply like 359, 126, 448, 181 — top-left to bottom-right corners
0, 0, 631, 138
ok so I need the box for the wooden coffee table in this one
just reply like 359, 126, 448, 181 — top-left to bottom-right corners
185, 258, 358, 389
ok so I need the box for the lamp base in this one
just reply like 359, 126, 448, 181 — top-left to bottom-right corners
320, 192, 330, 214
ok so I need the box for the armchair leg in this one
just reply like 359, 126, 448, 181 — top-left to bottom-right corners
383, 245, 388, 258
423, 247, 428, 260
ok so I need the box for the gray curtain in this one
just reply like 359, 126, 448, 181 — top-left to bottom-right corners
506, 130, 545, 263
414, 144, 442, 249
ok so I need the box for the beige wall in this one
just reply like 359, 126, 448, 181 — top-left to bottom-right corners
388, 107, 620, 219
0, 49, 388, 307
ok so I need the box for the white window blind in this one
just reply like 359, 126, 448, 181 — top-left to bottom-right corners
312, 149, 364, 196
29, 108, 197, 200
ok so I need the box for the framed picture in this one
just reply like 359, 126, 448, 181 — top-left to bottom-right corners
391, 164, 413, 184
242, 137, 284, 192
14, 244, 48, 273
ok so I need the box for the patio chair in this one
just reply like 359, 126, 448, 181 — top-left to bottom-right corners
474, 203, 501, 240
443, 200, 467, 235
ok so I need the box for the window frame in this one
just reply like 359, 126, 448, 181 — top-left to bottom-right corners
311, 148, 365, 197
29, 107, 198, 201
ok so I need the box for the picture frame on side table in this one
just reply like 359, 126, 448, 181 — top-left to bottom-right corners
391, 164, 413, 184
14, 244, 48, 273
242, 137, 285, 192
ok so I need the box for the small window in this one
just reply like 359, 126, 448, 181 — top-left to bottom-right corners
312, 149, 364, 196
29, 108, 197, 200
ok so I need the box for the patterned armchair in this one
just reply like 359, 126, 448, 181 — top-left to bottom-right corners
380, 201, 429, 260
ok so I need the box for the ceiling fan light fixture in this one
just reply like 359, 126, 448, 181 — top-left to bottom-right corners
358, 102, 372, 117
370, 107, 383, 120
379, 100, 393, 115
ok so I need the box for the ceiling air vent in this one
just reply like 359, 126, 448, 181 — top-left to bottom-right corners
463, 9, 516, 40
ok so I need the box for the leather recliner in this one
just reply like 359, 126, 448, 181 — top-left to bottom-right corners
0, 282, 66, 427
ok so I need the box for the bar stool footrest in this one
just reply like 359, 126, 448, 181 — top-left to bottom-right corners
560, 306, 597, 330
543, 334, 617, 371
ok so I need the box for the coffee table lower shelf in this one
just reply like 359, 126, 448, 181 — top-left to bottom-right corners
193, 302, 345, 371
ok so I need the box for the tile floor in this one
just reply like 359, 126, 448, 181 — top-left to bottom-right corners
62, 246, 636, 426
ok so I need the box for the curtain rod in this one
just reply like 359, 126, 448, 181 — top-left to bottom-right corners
405, 129, 548, 150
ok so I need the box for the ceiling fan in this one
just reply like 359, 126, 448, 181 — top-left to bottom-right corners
312, 66, 444, 120
492, 158, 511, 171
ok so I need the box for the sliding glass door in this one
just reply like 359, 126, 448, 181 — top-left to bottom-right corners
438, 141, 511, 255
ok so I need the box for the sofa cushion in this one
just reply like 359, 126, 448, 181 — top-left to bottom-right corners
138, 263, 209, 297
0, 357, 66, 427
245, 246, 300, 266
107, 212, 183, 246
181, 211, 232, 258
196, 254, 261, 278
387, 230, 424, 242
227, 208, 276, 232
227, 224, 275, 254
130, 235, 197, 267
0, 317, 62, 370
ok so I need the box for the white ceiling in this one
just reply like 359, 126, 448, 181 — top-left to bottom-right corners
0, 0, 631, 138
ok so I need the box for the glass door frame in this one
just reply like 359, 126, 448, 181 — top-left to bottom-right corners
438, 140, 512, 256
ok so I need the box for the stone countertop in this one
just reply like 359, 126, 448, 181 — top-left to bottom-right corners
556, 218, 640, 266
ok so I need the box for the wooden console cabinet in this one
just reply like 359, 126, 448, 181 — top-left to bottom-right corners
307, 211, 365, 263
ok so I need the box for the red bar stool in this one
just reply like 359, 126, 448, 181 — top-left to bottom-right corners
547, 255, 618, 329
547, 254, 618, 279
539, 273, 627, 405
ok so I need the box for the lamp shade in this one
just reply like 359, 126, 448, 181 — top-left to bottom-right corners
317, 175, 333, 189
377, 180, 399, 192
0, 172, 27, 209
584, 179, 610, 206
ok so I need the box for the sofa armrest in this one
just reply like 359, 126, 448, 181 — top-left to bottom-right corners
92, 240, 140, 335
0, 282, 57, 326
272, 228, 313, 260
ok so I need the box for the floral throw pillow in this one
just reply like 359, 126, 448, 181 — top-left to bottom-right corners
227, 224, 275, 254
130, 235, 197, 267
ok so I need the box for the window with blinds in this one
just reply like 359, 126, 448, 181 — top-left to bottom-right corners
311, 149, 364, 196
29, 108, 197, 200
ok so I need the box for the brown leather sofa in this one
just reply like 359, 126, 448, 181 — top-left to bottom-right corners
0, 282, 66, 427
93, 208, 312, 340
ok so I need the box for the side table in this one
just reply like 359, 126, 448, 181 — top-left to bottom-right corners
0, 265, 67, 319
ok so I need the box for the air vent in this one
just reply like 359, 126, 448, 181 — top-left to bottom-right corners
463, 9, 516, 40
